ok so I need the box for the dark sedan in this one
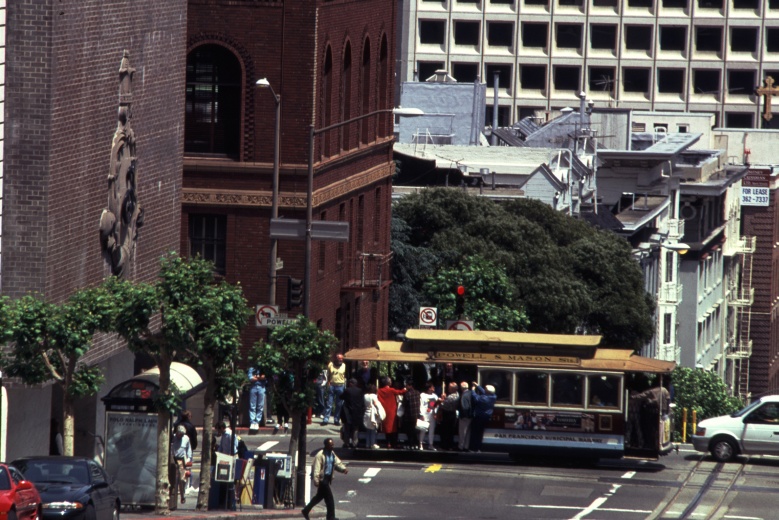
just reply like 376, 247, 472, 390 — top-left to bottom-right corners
10, 457, 119, 520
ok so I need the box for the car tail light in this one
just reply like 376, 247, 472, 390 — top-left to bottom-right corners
695, 427, 706, 436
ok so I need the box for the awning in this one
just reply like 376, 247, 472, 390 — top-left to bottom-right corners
135, 362, 205, 398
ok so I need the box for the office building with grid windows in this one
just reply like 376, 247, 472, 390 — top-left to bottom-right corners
399, 0, 779, 128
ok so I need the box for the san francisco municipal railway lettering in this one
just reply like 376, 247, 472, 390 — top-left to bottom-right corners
434, 351, 579, 365
492, 432, 606, 444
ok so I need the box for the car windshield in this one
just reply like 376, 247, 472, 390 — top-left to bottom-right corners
0, 467, 10, 491
732, 399, 764, 418
15, 460, 90, 485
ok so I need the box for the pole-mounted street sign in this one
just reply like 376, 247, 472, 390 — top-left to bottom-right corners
270, 218, 349, 242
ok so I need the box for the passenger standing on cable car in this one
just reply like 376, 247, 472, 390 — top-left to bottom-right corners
469, 384, 497, 452
401, 379, 422, 450
377, 376, 406, 449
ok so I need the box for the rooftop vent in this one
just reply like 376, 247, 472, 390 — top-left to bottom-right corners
426, 69, 458, 83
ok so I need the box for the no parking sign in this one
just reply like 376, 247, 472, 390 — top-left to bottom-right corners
418, 307, 438, 327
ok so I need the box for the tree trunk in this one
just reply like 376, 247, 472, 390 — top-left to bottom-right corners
62, 392, 75, 456
155, 357, 172, 515
288, 411, 301, 458
196, 367, 217, 511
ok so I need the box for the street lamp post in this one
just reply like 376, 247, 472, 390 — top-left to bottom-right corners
256, 78, 281, 305
304, 106, 424, 317
295, 106, 423, 506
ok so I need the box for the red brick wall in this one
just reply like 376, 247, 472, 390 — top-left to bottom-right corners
743, 190, 779, 394
5, 1, 186, 361
184, 0, 396, 359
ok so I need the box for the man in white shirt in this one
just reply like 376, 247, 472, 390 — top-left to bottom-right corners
171, 425, 192, 503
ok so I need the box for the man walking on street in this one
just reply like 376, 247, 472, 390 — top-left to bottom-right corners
323, 353, 346, 426
302, 438, 348, 520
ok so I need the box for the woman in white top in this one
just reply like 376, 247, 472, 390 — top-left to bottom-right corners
419, 381, 439, 450
363, 384, 385, 449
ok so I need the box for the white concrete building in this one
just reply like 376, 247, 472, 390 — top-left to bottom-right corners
399, 0, 779, 128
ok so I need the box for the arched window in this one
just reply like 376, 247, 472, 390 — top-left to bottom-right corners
360, 38, 371, 144
185, 45, 241, 157
321, 46, 334, 158
340, 42, 352, 151
378, 35, 389, 137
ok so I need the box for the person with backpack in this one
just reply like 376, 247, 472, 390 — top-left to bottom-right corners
457, 381, 474, 451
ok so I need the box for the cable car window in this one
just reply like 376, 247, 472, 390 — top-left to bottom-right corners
588, 374, 621, 408
551, 373, 583, 406
478, 369, 513, 404
516, 371, 548, 404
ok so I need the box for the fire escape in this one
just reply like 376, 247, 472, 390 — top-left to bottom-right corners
726, 235, 756, 401
341, 251, 393, 294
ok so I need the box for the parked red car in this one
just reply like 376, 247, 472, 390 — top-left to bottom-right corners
0, 463, 41, 520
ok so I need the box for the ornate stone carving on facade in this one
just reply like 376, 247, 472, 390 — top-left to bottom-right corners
99, 50, 144, 277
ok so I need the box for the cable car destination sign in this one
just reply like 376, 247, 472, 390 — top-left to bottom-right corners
429, 351, 580, 366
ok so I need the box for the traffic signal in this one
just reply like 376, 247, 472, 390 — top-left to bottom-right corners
288, 278, 304, 310
455, 285, 466, 317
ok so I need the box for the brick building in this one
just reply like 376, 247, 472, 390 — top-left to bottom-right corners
183, 1, 397, 368
2, 1, 186, 459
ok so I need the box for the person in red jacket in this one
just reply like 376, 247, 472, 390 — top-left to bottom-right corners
377, 376, 406, 449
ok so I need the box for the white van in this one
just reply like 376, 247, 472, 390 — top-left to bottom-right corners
691, 395, 779, 462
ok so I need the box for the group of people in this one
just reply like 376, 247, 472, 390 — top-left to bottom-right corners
314, 355, 498, 452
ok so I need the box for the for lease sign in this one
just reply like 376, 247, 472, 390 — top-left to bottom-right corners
742, 168, 770, 207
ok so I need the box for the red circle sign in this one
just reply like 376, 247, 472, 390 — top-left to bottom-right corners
419, 307, 437, 325
256, 305, 279, 322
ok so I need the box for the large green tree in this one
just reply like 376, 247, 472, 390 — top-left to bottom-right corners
392, 188, 655, 348
249, 316, 337, 504
0, 287, 113, 456
389, 217, 440, 336
106, 253, 249, 514
671, 367, 743, 441
422, 255, 528, 331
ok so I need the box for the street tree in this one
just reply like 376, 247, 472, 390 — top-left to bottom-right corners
105, 253, 249, 514
0, 287, 113, 456
422, 255, 529, 331
670, 366, 743, 441
249, 316, 337, 504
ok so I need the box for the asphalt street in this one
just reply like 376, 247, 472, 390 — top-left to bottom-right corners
170, 422, 779, 519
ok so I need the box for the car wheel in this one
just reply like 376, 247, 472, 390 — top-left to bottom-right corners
710, 438, 737, 462
8, 509, 17, 520
84, 504, 97, 520
112, 502, 120, 520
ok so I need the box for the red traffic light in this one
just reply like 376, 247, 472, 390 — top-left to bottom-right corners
456, 285, 465, 296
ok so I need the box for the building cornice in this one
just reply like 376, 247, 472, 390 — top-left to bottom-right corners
182, 161, 392, 208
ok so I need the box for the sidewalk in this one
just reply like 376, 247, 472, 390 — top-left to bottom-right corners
122, 506, 314, 520
122, 419, 346, 520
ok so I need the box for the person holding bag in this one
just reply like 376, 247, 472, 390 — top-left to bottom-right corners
377, 376, 406, 449
363, 384, 385, 449
419, 381, 439, 450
